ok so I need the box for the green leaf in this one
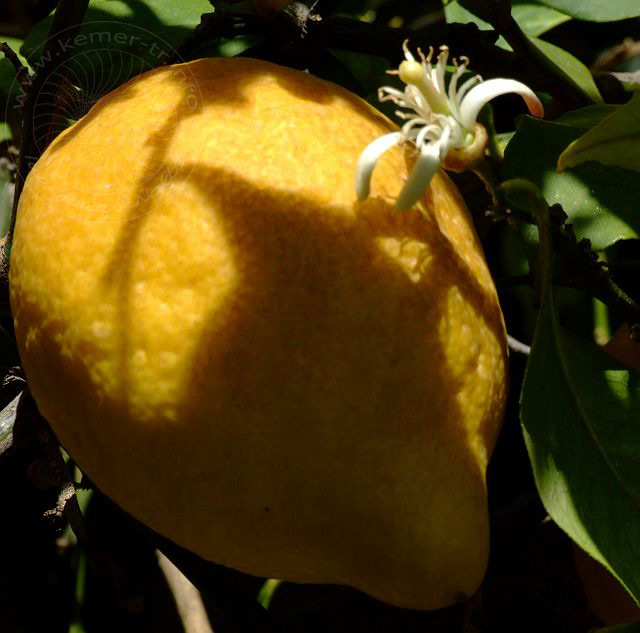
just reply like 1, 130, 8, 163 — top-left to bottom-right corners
535, 0, 640, 22
555, 104, 618, 128
596, 622, 640, 633
511, 3, 571, 36
444, 3, 599, 105
502, 115, 640, 250
558, 92, 640, 173
0, 36, 28, 96
21, 0, 211, 97
0, 122, 11, 143
0, 165, 12, 237
521, 203, 640, 607
444, 1, 492, 29
445, 1, 570, 36
0, 392, 20, 443
528, 36, 603, 104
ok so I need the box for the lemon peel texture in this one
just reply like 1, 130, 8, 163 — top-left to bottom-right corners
10, 57, 507, 610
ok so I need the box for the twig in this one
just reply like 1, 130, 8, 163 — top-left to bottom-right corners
507, 334, 531, 355
12, 391, 145, 610
139, 522, 282, 633
157, 550, 215, 633
592, 38, 640, 72
547, 205, 640, 328
165, 12, 264, 65
459, 0, 590, 108
0, 42, 31, 94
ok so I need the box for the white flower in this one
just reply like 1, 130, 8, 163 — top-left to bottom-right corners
355, 41, 544, 212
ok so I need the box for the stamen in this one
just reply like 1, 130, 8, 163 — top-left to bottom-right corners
401, 39, 415, 62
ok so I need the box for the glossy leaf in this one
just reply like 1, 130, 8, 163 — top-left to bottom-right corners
21, 0, 211, 97
521, 203, 640, 607
512, 3, 571, 36
445, 1, 570, 36
502, 115, 639, 250
528, 36, 603, 104
535, 0, 640, 21
558, 92, 640, 173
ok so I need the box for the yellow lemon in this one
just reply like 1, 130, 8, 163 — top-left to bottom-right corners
10, 56, 507, 610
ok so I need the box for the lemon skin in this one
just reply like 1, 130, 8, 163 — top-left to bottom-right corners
10, 56, 508, 610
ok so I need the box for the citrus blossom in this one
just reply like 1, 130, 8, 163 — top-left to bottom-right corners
356, 41, 544, 211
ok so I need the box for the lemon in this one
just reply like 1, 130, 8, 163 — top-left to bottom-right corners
10, 56, 507, 610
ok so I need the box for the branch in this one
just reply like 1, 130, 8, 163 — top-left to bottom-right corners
458, 0, 591, 108
0, 42, 31, 94
136, 519, 283, 633
157, 551, 215, 633
12, 392, 146, 609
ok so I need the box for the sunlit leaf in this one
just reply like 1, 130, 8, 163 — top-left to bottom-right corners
521, 201, 640, 609
0, 36, 28, 96
444, 1, 570, 36
535, 0, 640, 22
21, 0, 211, 99
503, 115, 640, 250
558, 92, 640, 173
512, 3, 571, 36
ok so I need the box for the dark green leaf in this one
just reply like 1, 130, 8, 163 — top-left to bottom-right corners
0, 165, 12, 237
502, 116, 640, 250
445, 1, 570, 36
21, 0, 211, 99
596, 622, 640, 633
558, 92, 640, 173
535, 0, 640, 21
0, 36, 28, 96
521, 205, 640, 606
0, 392, 20, 443
555, 104, 618, 128
528, 36, 603, 104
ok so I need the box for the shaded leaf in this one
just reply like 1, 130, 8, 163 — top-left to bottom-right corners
596, 622, 640, 633
0, 36, 28, 96
558, 92, 640, 172
535, 0, 640, 22
521, 204, 640, 608
502, 115, 640, 250
529, 36, 603, 104
445, 1, 570, 37
555, 104, 618, 128
0, 165, 13, 237
0, 392, 20, 443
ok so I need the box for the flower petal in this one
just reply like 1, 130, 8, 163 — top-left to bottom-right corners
395, 140, 442, 212
459, 78, 543, 130
355, 132, 405, 201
